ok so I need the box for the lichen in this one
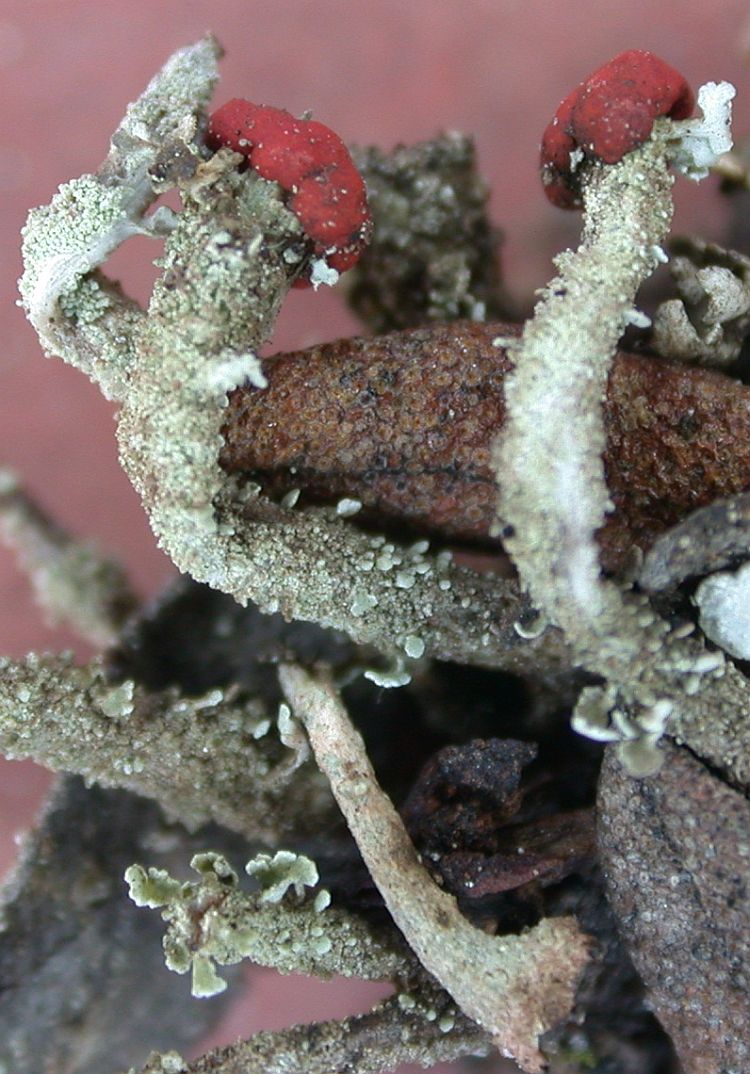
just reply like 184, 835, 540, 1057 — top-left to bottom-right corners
694, 561, 750, 659
669, 80, 735, 180
11, 35, 750, 1074
131, 987, 490, 1074
651, 237, 750, 367
494, 114, 750, 788
0, 653, 335, 839
130, 1051, 187, 1074
244, 850, 319, 902
16, 42, 574, 690
125, 850, 409, 997
349, 133, 510, 331
0, 469, 137, 646
18, 36, 221, 400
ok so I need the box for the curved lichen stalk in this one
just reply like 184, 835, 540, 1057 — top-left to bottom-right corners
116, 149, 553, 677
280, 664, 590, 1074
18, 37, 222, 401
18, 37, 575, 685
494, 116, 750, 787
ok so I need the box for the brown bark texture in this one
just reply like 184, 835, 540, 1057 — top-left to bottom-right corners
598, 743, 750, 1073
221, 321, 750, 573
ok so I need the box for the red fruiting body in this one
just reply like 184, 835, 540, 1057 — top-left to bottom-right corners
540, 50, 695, 209
207, 99, 371, 286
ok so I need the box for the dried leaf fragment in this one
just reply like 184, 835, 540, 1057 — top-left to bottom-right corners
221, 320, 750, 574
639, 489, 750, 592
402, 738, 595, 899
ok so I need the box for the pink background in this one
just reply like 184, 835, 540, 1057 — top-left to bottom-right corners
1, 2, 749, 1068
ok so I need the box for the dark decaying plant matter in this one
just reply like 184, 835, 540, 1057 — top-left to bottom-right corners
2, 35, 749, 1074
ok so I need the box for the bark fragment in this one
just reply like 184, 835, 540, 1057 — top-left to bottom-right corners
598, 743, 750, 1073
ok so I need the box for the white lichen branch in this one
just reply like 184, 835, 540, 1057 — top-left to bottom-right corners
669, 80, 735, 181
18, 36, 221, 400
16, 39, 583, 687
494, 120, 750, 787
126, 986, 491, 1074
0, 467, 137, 646
279, 663, 590, 1074
496, 131, 676, 637
0, 652, 334, 840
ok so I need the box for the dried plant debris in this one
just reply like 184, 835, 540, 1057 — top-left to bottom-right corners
639, 489, 750, 592
402, 738, 595, 903
221, 319, 750, 576
0, 776, 246, 1074
598, 743, 750, 1073
349, 134, 510, 331
651, 237, 750, 368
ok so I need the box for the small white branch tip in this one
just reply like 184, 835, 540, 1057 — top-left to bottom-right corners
670, 80, 736, 181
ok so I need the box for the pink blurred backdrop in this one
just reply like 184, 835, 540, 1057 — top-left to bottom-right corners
1, 2, 749, 1068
